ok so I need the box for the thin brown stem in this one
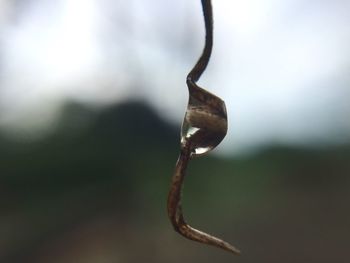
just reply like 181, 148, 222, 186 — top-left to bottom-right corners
167, 0, 240, 255
187, 0, 213, 84
167, 141, 241, 255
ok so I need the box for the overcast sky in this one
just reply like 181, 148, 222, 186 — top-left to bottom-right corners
0, 0, 349, 154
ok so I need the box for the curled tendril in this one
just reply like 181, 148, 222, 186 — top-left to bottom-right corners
167, 0, 240, 255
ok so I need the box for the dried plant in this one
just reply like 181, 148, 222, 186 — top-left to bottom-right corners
167, 0, 240, 255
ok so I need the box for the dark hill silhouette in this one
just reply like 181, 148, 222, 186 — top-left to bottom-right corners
0, 100, 179, 196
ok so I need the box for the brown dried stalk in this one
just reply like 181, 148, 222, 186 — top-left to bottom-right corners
167, 141, 241, 254
167, 0, 240, 255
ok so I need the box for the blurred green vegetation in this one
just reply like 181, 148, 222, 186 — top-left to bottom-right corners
1, 101, 349, 263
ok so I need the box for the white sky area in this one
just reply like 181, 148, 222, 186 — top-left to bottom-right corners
0, 0, 349, 155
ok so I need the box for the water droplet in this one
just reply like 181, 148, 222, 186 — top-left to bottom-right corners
181, 85, 228, 156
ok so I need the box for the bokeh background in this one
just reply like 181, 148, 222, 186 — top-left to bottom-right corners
1, 0, 349, 262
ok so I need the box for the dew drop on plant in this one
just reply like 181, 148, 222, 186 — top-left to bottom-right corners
181, 85, 228, 156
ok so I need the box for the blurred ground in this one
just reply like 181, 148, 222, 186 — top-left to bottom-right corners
1, 101, 349, 263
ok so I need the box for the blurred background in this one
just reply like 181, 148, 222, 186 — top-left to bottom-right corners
0, 0, 349, 262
